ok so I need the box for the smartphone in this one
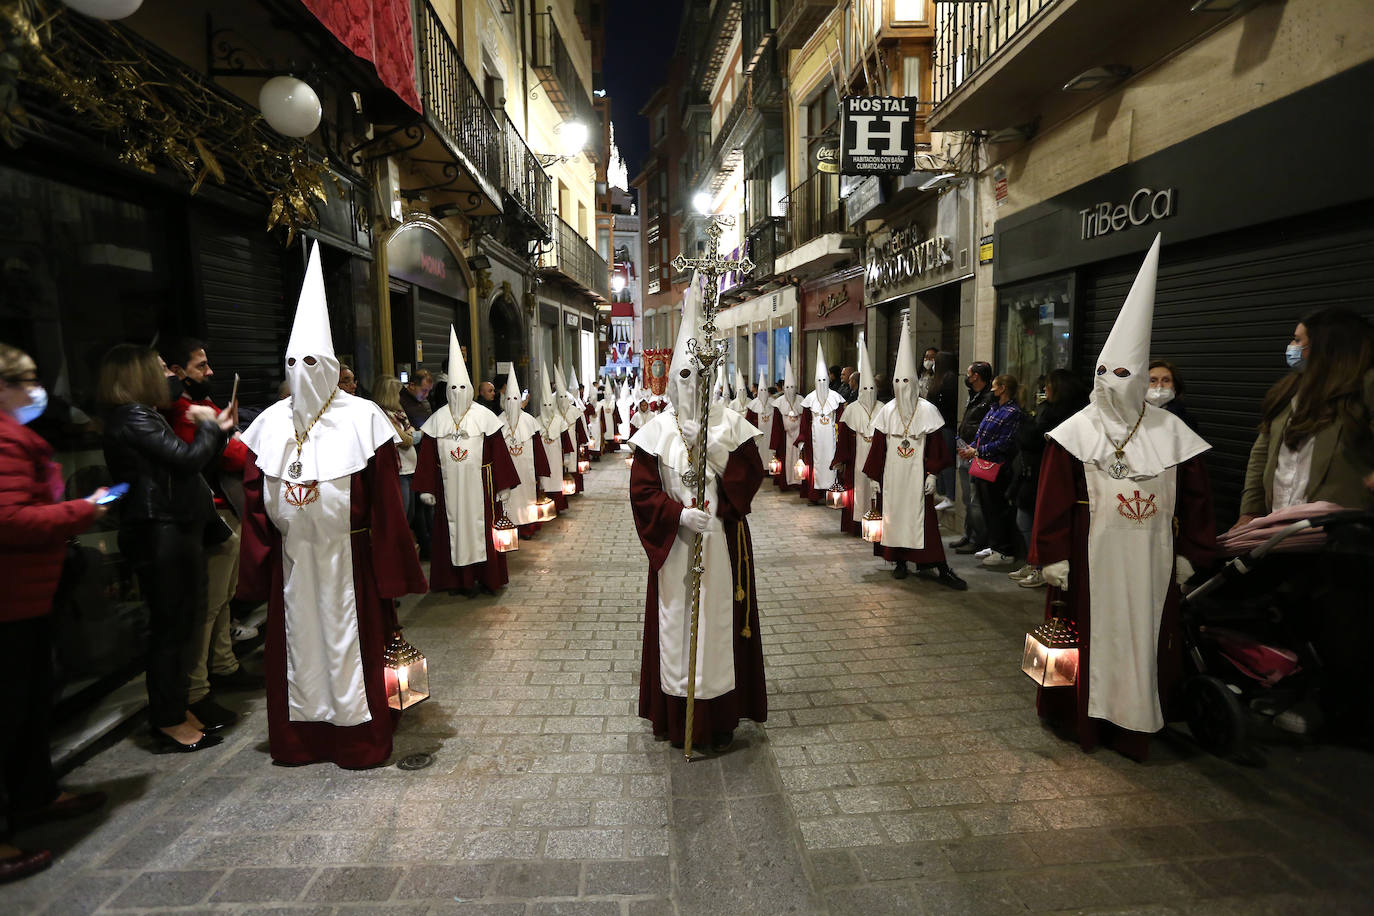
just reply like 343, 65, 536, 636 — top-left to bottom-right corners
97, 482, 130, 505
229, 372, 240, 407
955, 438, 968, 450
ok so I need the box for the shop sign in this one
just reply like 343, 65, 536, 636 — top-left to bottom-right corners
815, 141, 840, 174
845, 175, 885, 225
840, 96, 917, 175
817, 286, 850, 319
994, 164, 1008, 207
1080, 187, 1177, 240
865, 226, 954, 296
566, 312, 580, 327
802, 273, 865, 328
388, 223, 462, 295
979, 235, 994, 264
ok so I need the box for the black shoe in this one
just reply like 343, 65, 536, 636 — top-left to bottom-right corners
935, 565, 969, 591
893, 561, 909, 580
954, 541, 985, 555
149, 729, 223, 754
188, 698, 238, 730
0, 848, 52, 884
948, 536, 970, 549
710, 730, 735, 753
13, 791, 107, 829
209, 666, 265, 691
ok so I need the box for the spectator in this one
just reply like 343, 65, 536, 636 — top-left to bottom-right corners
477, 379, 499, 411
950, 361, 994, 554
1147, 359, 1197, 432
829, 364, 853, 401
374, 376, 422, 527
163, 340, 261, 731
100, 344, 233, 753
0, 343, 108, 885
960, 372, 1022, 568
1007, 368, 1089, 588
400, 369, 434, 429
917, 346, 938, 398
927, 351, 960, 510
338, 364, 358, 396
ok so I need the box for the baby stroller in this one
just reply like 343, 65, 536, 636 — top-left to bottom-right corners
1178, 507, 1374, 758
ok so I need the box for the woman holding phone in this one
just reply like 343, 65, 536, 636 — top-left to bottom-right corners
0, 343, 110, 883
99, 344, 234, 753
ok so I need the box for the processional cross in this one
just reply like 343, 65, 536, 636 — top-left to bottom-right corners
670, 216, 753, 760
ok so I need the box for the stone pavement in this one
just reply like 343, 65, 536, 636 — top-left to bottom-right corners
8, 455, 1374, 914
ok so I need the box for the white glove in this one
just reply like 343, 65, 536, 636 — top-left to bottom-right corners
496, 490, 511, 504
412, 428, 424, 442
1042, 560, 1070, 590
871, 481, 880, 494
924, 474, 937, 496
679, 507, 710, 533
418, 493, 436, 506
1175, 555, 1195, 590
680, 419, 702, 444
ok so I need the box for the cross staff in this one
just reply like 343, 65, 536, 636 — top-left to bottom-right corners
670, 216, 753, 761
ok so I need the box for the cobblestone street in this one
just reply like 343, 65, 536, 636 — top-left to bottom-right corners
9, 458, 1374, 915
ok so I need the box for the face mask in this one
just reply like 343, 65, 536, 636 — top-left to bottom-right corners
14, 385, 47, 425
1285, 344, 1305, 369
923, 360, 935, 372
184, 376, 214, 400
167, 376, 186, 401
1145, 387, 1175, 406
963, 377, 974, 391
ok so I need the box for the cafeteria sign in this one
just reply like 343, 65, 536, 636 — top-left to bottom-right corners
840, 96, 917, 175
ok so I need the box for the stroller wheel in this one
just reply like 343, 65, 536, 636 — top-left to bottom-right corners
1183, 675, 1247, 756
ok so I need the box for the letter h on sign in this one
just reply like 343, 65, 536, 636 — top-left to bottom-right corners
840, 96, 916, 176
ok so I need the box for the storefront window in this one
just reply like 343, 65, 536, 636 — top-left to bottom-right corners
997, 274, 1074, 401
754, 330, 769, 385
772, 326, 791, 385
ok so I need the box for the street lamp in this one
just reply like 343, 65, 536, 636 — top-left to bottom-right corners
692, 191, 712, 214
537, 119, 589, 166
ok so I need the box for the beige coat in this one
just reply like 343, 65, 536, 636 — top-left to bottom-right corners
1240, 369, 1374, 516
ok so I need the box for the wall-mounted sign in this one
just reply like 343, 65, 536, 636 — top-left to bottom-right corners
415, 339, 424, 363
1080, 187, 1177, 240
993, 164, 1008, 208
845, 175, 885, 225
978, 235, 994, 264
801, 271, 865, 329
565, 312, 580, 327
817, 287, 849, 319
815, 140, 840, 174
387, 223, 464, 296
865, 225, 954, 296
840, 96, 917, 175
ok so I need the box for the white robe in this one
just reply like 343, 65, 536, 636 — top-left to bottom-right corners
800, 390, 846, 490
421, 403, 509, 567
841, 399, 884, 519
538, 411, 569, 493
502, 411, 544, 526
872, 399, 944, 549
747, 396, 775, 467
559, 406, 587, 474
771, 394, 804, 486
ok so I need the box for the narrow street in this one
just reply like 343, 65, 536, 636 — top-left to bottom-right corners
10, 458, 1374, 915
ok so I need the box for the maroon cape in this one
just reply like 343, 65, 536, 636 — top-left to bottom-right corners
413, 431, 521, 592
863, 429, 953, 564
833, 422, 859, 536
239, 442, 427, 768
630, 440, 767, 746
1030, 441, 1215, 761
768, 410, 801, 492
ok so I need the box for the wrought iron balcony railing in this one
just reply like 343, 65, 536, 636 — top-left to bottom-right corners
745, 218, 787, 283
418, 0, 502, 197
502, 113, 553, 237
531, 4, 596, 128
544, 214, 610, 300
933, 0, 1059, 106
783, 172, 845, 250
775, 0, 834, 52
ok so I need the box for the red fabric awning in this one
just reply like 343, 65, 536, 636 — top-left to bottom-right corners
610, 302, 636, 318
301, 0, 421, 113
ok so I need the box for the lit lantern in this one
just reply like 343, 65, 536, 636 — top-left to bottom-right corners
860, 496, 884, 543
1021, 605, 1080, 688
578, 457, 591, 474
535, 494, 557, 521
825, 480, 849, 510
625, 452, 634, 468
768, 455, 782, 476
613, 433, 622, 445
794, 457, 810, 480
383, 631, 429, 710
492, 505, 519, 553
562, 476, 577, 496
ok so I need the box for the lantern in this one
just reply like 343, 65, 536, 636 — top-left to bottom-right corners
768, 455, 782, 476
860, 496, 884, 543
825, 480, 849, 510
534, 484, 557, 521
383, 631, 429, 710
613, 433, 622, 445
794, 457, 810, 480
562, 476, 577, 496
578, 457, 591, 474
492, 505, 519, 553
1021, 604, 1080, 688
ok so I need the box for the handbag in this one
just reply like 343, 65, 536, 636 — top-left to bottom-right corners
968, 435, 1002, 482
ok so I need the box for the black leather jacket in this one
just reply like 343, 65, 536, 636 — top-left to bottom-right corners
102, 403, 227, 526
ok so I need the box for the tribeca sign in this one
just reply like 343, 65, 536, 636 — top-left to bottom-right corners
1080, 187, 1176, 240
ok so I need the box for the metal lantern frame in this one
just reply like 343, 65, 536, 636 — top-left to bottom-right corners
492, 504, 519, 553
383, 630, 429, 710
825, 479, 849, 509
860, 494, 884, 543
1021, 604, 1080, 688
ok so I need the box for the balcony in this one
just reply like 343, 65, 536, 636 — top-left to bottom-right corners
777, 171, 855, 276
541, 214, 610, 300
930, 0, 1249, 132
776, 0, 833, 52
694, 42, 783, 193
531, 5, 597, 131
690, 0, 743, 89
502, 113, 553, 239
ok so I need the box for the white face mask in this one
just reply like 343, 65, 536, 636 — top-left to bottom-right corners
1146, 386, 1175, 406
14, 385, 47, 425
923, 359, 935, 372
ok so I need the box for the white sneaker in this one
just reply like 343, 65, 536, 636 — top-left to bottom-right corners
980, 552, 1017, 568
934, 497, 955, 511
1008, 564, 1034, 580
1017, 569, 1046, 588
230, 623, 258, 642
974, 547, 994, 558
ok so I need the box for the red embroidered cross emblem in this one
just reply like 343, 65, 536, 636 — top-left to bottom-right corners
284, 482, 320, 508
450, 446, 469, 462
1116, 490, 1158, 523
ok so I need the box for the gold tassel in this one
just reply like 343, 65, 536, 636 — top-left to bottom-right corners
736, 521, 752, 638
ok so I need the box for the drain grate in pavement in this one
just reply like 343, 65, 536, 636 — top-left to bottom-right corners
396, 753, 434, 770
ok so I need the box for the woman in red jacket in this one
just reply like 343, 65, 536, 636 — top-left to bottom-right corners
0, 344, 110, 883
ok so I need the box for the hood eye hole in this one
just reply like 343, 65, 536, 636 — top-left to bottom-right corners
1113, 367, 1131, 378
679, 369, 691, 379
303, 356, 317, 366
287, 357, 296, 366
1096, 365, 1107, 375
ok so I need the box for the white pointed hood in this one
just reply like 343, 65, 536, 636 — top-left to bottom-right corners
665, 271, 705, 424
566, 365, 583, 410
782, 358, 797, 401
1050, 235, 1210, 478
242, 241, 397, 480
731, 368, 750, 413
813, 341, 830, 404
503, 364, 523, 428
444, 325, 473, 418
553, 361, 574, 417
540, 360, 558, 425
891, 311, 919, 417
856, 331, 877, 412
286, 242, 339, 434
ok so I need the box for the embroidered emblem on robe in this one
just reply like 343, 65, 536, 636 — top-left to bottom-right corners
1116, 491, 1158, 523
450, 446, 469, 462
284, 481, 320, 508
896, 442, 915, 459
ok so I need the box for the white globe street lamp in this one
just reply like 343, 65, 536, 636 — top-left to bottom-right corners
259, 76, 322, 138
62, 0, 142, 18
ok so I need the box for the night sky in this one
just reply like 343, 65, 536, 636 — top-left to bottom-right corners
604, 0, 684, 182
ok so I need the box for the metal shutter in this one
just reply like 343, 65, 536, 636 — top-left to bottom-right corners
1077, 203, 1374, 523
196, 217, 288, 413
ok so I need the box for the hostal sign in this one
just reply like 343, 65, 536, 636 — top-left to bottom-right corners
866, 226, 953, 297
840, 96, 917, 175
